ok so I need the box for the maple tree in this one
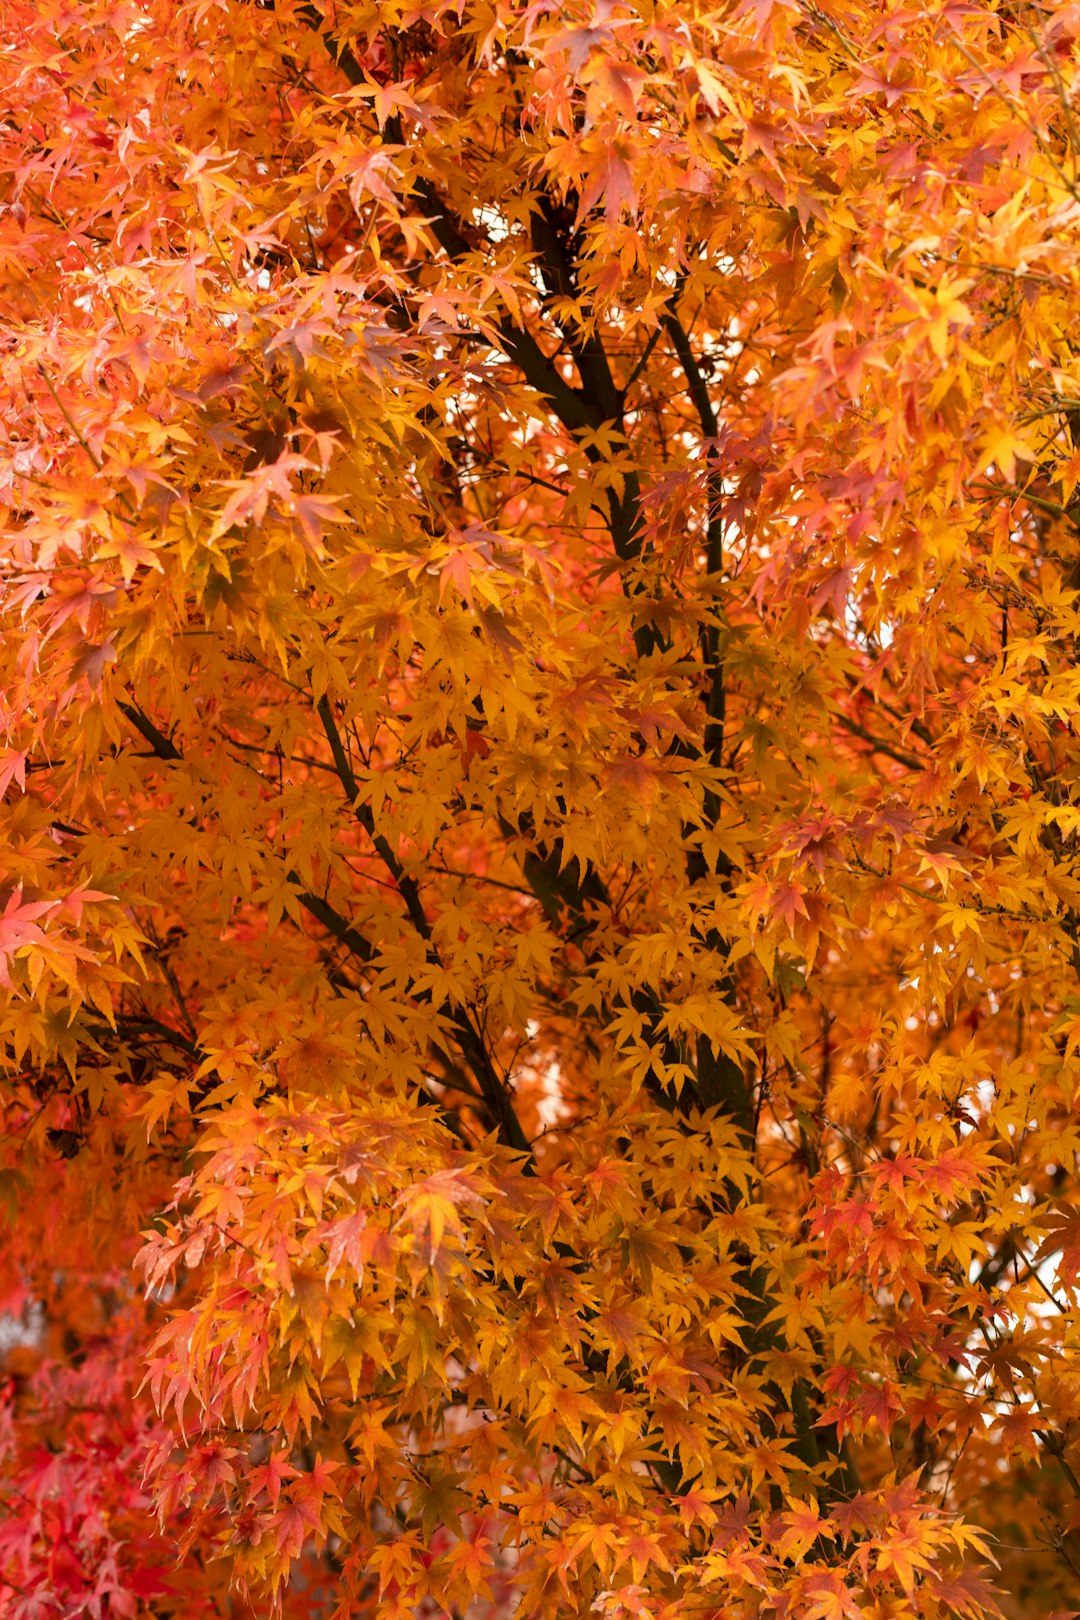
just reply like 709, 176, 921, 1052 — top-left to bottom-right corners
8, 0, 1080, 1615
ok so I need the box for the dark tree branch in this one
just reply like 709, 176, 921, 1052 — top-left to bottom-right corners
661, 305, 717, 439
119, 702, 182, 761
315, 697, 532, 1156
836, 713, 927, 772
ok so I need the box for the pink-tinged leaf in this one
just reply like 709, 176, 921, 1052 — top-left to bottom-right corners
58, 884, 115, 925
271, 1494, 322, 1558
346, 150, 401, 210
264, 320, 337, 361
215, 453, 315, 533
72, 639, 117, 688
548, 22, 612, 72
292, 492, 342, 547
0, 888, 55, 986
0, 749, 27, 797
250, 1452, 298, 1508
323, 1211, 368, 1283
395, 1167, 488, 1264
576, 142, 638, 223
1035, 1203, 1080, 1284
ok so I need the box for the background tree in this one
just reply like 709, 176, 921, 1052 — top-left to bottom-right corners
4, 0, 1080, 1615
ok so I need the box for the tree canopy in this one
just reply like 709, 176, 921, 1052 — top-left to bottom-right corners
4, 0, 1080, 1615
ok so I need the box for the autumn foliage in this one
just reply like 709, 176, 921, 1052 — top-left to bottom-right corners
7, 0, 1080, 1614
